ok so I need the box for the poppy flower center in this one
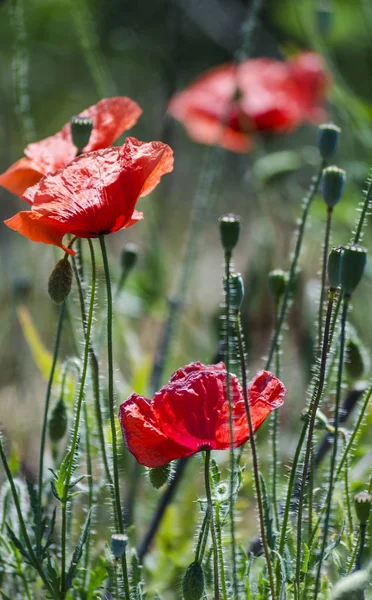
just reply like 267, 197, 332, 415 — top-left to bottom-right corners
198, 443, 213, 451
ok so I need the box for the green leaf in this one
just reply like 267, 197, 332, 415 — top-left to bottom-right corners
65, 509, 91, 590
301, 542, 310, 575
5, 524, 31, 564
210, 459, 220, 485
8, 446, 20, 478
272, 549, 288, 600
259, 472, 276, 549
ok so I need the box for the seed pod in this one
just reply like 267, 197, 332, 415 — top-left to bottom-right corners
219, 214, 241, 254
268, 269, 288, 301
182, 561, 205, 600
327, 246, 343, 290
49, 398, 68, 442
340, 244, 367, 296
121, 243, 139, 273
223, 272, 244, 311
110, 533, 128, 559
318, 124, 340, 161
149, 463, 171, 489
354, 492, 372, 524
320, 166, 346, 209
70, 116, 93, 153
48, 257, 73, 304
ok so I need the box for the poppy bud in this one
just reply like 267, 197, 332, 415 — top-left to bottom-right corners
110, 533, 128, 559
182, 561, 205, 600
320, 166, 346, 209
268, 269, 288, 301
318, 124, 340, 161
223, 272, 244, 311
48, 257, 73, 304
219, 214, 241, 255
340, 244, 367, 296
354, 492, 372, 524
49, 398, 68, 443
327, 246, 343, 290
121, 243, 139, 273
70, 116, 93, 153
345, 336, 368, 380
148, 463, 171, 489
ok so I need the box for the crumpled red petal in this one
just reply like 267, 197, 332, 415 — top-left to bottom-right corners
4, 211, 73, 255
0, 158, 47, 199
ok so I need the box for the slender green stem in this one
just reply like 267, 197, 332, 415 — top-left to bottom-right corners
215, 501, 228, 600
82, 397, 93, 589
224, 252, 238, 598
236, 314, 276, 599
99, 235, 130, 600
36, 301, 66, 555
0, 437, 56, 597
61, 503, 67, 594
353, 177, 372, 244
344, 456, 353, 537
272, 302, 281, 529
15, 550, 32, 600
265, 161, 325, 371
204, 450, 219, 600
71, 255, 114, 500
314, 295, 349, 599
295, 289, 335, 590
347, 533, 360, 574
317, 208, 333, 352
355, 524, 366, 571
195, 507, 210, 564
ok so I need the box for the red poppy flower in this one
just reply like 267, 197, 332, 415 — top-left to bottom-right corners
4, 137, 173, 254
119, 361, 286, 468
168, 52, 329, 153
0, 97, 142, 197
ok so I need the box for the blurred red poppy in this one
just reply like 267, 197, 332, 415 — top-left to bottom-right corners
0, 97, 142, 197
5, 137, 173, 254
168, 52, 329, 153
119, 361, 286, 468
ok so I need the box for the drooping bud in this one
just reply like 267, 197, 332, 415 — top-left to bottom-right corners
320, 166, 346, 209
48, 257, 73, 304
340, 244, 367, 296
110, 533, 128, 559
318, 124, 340, 161
182, 561, 205, 600
149, 463, 171, 489
49, 398, 68, 443
268, 269, 288, 302
219, 214, 241, 254
223, 272, 244, 311
121, 243, 139, 273
354, 492, 372, 524
327, 246, 343, 290
70, 116, 93, 153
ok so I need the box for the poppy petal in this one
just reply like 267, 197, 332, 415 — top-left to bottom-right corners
120, 137, 174, 198
0, 158, 47, 199
25, 133, 77, 173
119, 394, 194, 468
4, 211, 73, 255
169, 361, 225, 383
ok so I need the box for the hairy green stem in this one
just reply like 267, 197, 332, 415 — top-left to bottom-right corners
317, 207, 333, 352
314, 295, 349, 598
355, 524, 366, 571
99, 235, 130, 600
271, 302, 281, 529
353, 177, 372, 244
36, 301, 66, 555
236, 313, 276, 599
215, 501, 228, 600
195, 507, 210, 564
265, 161, 325, 371
204, 450, 220, 599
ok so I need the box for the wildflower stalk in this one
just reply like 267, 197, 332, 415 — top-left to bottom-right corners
317, 207, 333, 351
271, 301, 281, 529
265, 160, 326, 371
204, 450, 220, 600
61, 238, 96, 596
82, 397, 93, 588
224, 250, 238, 598
236, 313, 276, 600
314, 295, 349, 598
0, 436, 56, 597
215, 502, 228, 600
294, 289, 335, 591
99, 235, 130, 600
353, 176, 372, 244
195, 507, 210, 563
36, 301, 66, 556
356, 523, 367, 572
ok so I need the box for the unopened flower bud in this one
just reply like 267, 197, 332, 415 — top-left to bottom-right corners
268, 269, 288, 301
327, 246, 343, 290
318, 124, 340, 161
70, 116, 93, 153
182, 561, 205, 600
149, 463, 171, 489
340, 244, 367, 296
121, 243, 139, 273
48, 257, 73, 304
49, 398, 68, 442
110, 533, 128, 559
354, 492, 372, 524
320, 166, 346, 209
223, 272, 244, 311
219, 214, 241, 254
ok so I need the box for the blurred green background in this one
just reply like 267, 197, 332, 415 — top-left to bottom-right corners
1, 0, 372, 592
